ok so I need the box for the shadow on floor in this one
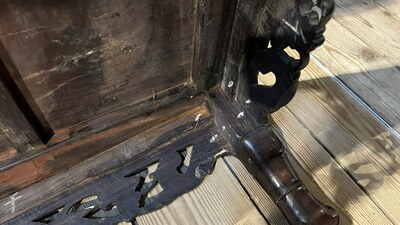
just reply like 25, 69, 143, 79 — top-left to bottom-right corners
269, 66, 400, 224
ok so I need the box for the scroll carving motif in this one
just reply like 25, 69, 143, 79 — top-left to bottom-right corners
249, 0, 335, 112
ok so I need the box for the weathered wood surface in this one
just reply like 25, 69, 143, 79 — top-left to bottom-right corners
2, 117, 226, 225
2, 0, 400, 224
312, 0, 400, 133
238, 54, 399, 224
191, 0, 238, 92
271, 108, 394, 225
137, 160, 268, 225
0, 70, 42, 154
223, 156, 289, 225
225, 153, 357, 225
0, 42, 54, 146
280, 0, 400, 222
284, 58, 400, 223
0, 134, 17, 163
221, 0, 268, 98
225, 1, 400, 222
0, 96, 214, 222
0, 90, 203, 198
0, 0, 194, 133
0, 84, 195, 169
207, 89, 340, 225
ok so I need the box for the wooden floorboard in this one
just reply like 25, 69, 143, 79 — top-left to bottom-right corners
236, 57, 398, 225
271, 106, 394, 225
136, 160, 268, 225
284, 59, 400, 224
223, 156, 289, 225
123, 1, 400, 223
313, 0, 400, 133
374, 0, 400, 15
7, 1, 398, 224
125, 1, 400, 223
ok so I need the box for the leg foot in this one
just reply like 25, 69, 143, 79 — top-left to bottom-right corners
243, 128, 339, 225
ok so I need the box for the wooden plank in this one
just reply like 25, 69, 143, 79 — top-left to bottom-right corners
273, 57, 400, 223
0, 73, 41, 153
208, 90, 343, 224
0, 97, 213, 222
223, 156, 289, 225
285, 154, 354, 225
224, 154, 354, 225
1, 119, 227, 225
225, 138, 355, 225
137, 160, 268, 225
270, 107, 393, 224
312, 6, 400, 132
0, 0, 194, 131
191, 0, 238, 91
0, 85, 195, 169
221, 0, 269, 97
371, 0, 400, 15
0, 42, 53, 144
333, 0, 400, 50
0, 134, 17, 163
0, 94, 206, 200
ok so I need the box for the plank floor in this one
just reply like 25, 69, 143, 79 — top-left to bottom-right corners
135, 0, 400, 224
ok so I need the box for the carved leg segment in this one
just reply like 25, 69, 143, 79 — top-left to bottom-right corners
243, 128, 339, 225
207, 91, 339, 225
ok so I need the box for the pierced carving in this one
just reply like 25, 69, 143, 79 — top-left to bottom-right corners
6, 125, 223, 225
249, 0, 335, 112
32, 206, 64, 224
177, 145, 193, 174
125, 162, 159, 192
84, 203, 120, 219
68, 196, 99, 214
228, 0, 339, 224
2, 1, 338, 225
139, 181, 164, 207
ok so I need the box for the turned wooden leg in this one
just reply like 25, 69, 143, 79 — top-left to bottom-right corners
242, 128, 339, 225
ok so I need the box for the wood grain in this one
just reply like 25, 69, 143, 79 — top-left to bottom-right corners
333, 0, 400, 49
1, 118, 227, 225
261, 56, 400, 224
223, 156, 289, 225
0, 42, 53, 145
0, 94, 206, 200
373, 0, 400, 15
137, 159, 268, 225
191, 0, 238, 91
0, 0, 194, 132
0, 73, 41, 153
0, 134, 17, 163
270, 107, 393, 224
312, 0, 400, 132
286, 60, 400, 223
0, 97, 213, 221
224, 154, 354, 225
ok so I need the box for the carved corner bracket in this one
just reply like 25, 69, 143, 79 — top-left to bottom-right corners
249, 0, 335, 113
211, 0, 339, 224
2, 1, 339, 224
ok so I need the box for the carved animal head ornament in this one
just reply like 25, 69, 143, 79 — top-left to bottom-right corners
248, 0, 335, 113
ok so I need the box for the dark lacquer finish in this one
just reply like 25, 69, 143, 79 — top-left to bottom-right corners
248, 0, 336, 113
1, 116, 226, 225
235, 0, 339, 223
208, 90, 339, 225
244, 129, 339, 225
0, 0, 338, 224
